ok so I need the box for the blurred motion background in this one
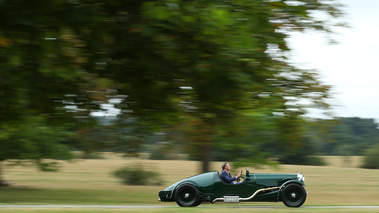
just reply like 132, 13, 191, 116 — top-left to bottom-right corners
0, 0, 378, 190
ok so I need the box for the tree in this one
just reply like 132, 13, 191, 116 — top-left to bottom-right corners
362, 143, 379, 169
0, 0, 109, 183
0, 0, 347, 174
98, 0, 345, 172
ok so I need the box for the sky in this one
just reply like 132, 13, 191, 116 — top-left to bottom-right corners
287, 0, 379, 122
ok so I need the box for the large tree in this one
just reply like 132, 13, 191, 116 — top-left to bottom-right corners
0, 0, 347, 174
95, 0, 346, 172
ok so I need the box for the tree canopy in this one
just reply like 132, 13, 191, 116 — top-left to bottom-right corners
0, 0, 348, 174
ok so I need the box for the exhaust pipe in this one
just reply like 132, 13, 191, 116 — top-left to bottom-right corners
211, 186, 280, 204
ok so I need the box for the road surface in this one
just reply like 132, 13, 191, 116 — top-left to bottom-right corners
1, 205, 379, 209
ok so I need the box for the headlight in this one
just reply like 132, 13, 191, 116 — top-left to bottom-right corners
297, 173, 305, 182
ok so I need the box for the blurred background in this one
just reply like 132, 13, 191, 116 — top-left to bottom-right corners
0, 0, 378, 191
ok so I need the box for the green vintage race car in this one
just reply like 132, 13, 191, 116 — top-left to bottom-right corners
158, 169, 306, 207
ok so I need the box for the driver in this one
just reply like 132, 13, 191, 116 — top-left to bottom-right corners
220, 162, 243, 184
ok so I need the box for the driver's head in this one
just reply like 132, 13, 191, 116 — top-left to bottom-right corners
222, 162, 230, 171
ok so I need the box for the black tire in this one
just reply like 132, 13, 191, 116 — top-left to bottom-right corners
174, 183, 201, 207
281, 183, 307, 207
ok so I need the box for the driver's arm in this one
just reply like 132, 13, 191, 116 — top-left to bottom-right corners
220, 172, 237, 183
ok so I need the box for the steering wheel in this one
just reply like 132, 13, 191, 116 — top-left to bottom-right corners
240, 168, 252, 181
237, 170, 245, 182
245, 168, 250, 176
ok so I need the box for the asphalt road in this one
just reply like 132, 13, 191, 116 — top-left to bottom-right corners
1, 205, 379, 209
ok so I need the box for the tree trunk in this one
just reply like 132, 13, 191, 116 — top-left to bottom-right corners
201, 140, 211, 173
0, 161, 3, 182
0, 161, 9, 186
186, 116, 214, 173
200, 119, 213, 173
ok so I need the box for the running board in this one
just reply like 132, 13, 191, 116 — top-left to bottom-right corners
211, 186, 280, 204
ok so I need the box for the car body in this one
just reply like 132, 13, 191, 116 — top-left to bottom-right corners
158, 169, 306, 207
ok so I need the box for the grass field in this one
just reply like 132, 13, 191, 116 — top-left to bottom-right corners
1, 156, 379, 212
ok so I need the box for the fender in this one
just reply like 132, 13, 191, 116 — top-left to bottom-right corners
175, 181, 198, 190
276, 180, 306, 200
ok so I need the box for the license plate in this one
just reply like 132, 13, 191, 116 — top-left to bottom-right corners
224, 196, 239, 203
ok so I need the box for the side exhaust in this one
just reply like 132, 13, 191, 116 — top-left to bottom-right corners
211, 186, 280, 204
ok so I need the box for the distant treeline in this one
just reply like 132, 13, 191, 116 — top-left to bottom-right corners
142, 116, 379, 165
309, 117, 379, 156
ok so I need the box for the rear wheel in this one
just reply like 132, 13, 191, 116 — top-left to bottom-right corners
281, 183, 307, 207
174, 183, 201, 207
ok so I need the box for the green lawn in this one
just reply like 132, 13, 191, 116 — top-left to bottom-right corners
1, 156, 379, 211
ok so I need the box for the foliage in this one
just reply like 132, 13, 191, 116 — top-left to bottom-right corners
112, 164, 163, 186
0, 117, 73, 168
113, 0, 345, 172
272, 116, 326, 165
187, 112, 327, 166
0, 0, 111, 179
210, 113, 277, 163
361, 143, 379, 169
0, 0, 348, 174
308, 117, 379, 156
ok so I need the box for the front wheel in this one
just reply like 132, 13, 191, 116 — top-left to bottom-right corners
174, 183, 201, 207
281, 183, 307, 207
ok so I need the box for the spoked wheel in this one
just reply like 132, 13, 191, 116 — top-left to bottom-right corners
174, 183, 201, 207
281, 183, 307, 207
